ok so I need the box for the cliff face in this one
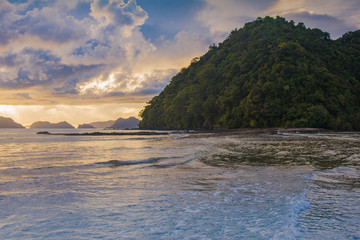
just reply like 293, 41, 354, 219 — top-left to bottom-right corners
30, 121, 75, 129
139, 16, 360, 130
0, 116, 25, 128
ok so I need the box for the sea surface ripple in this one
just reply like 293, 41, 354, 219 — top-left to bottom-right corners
0, 129, 359, 239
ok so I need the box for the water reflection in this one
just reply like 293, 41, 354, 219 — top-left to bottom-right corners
0, 130, 359, 239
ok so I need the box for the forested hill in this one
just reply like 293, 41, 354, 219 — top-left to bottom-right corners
139, 16, 360, 130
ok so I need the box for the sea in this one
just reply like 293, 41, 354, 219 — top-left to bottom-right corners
0, 129, 359, 240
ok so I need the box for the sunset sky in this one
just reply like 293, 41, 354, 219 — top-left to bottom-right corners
0, 0, 359, 126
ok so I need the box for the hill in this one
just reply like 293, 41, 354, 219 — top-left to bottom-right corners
139, 16, 360, 130
0, 116, 25, 128
108, 117, 140, 129
78, 124, 95, 129
30, 121, 75, 129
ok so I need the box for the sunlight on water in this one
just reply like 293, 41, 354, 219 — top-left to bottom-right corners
0, 129, 359, 239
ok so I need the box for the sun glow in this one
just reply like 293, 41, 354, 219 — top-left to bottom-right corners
0, 104, 145, 127
126, 73, 146, 92
0, 105, 19, 118
77, 71, 149, 95
78, 73, 118, 95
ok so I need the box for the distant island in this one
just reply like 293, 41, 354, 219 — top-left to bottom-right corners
24, 117, 140, 130
107, 117, 140, 129
89, 120, 115, 129
139, 16, 360, 131
30, 121, 75, 129
80, 117, 140, 129
78, 124, 95, 129
0, 116, 25, 128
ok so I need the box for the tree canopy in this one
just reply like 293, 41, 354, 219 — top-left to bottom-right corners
139, 16, 360, 130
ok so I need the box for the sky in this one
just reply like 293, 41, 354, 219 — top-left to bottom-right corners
0, 0, 359, 127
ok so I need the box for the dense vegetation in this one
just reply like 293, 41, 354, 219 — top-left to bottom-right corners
139, 16, 360, 130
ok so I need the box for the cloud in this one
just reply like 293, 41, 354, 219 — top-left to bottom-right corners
138, 0, 206, 42
197, 0, 277, 40
1, 0, 217, 107
197, 0, 359, 41
77, 68, 178, 96
267, 0, 360, 38
16, 92, 32, 99
1, 0, 217, 109
0, 0, 89, 46
130, 30, 212, 83
90, 0, 148, 31
0, 48, 103, 90
283, 11, 356, 39
0, 52, 18, 67
0, 0, 159, 101
15, 8, 87, 43
0, 0, 17, 45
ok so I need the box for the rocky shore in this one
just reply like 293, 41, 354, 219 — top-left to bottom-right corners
185, 128, 332, 138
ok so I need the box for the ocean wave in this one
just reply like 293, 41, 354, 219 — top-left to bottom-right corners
121, 137, 170, 141
273, 191, 311, 239
312, 167, 360, 190
147, 158, 195, 168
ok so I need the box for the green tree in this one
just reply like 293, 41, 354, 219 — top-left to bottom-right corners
139, 17, 360, 130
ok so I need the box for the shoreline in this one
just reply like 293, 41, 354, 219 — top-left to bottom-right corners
36, 128, 333, 137
36, 131, 170, 136
184, 127, 334, 138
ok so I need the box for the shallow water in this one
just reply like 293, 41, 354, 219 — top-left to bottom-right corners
0, 129, 359, 239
